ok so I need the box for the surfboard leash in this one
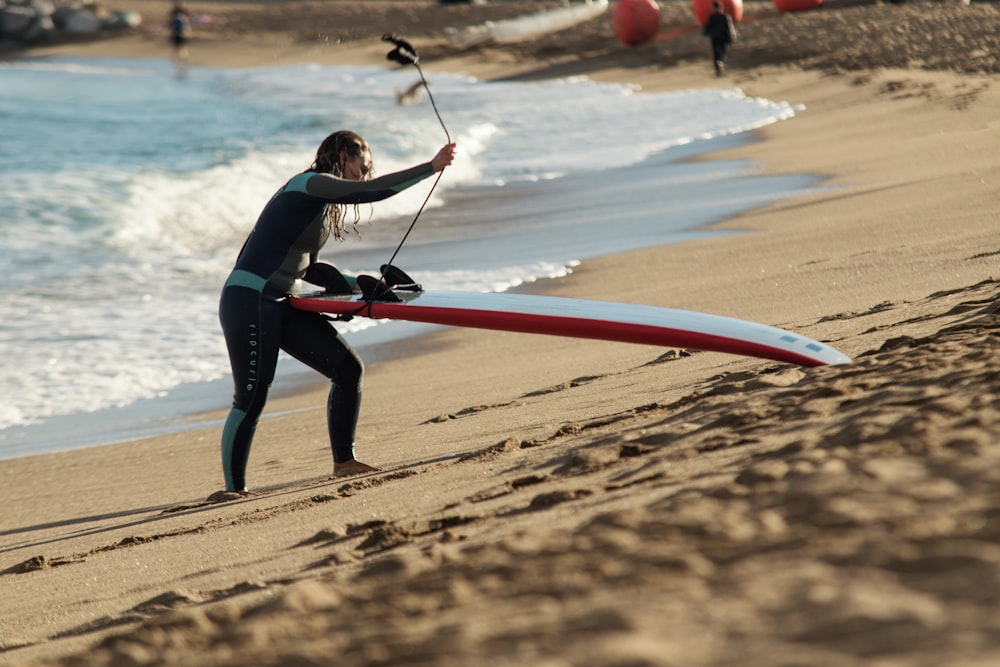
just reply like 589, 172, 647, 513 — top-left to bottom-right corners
344, 34, 453, 320
383, 33, 451, 144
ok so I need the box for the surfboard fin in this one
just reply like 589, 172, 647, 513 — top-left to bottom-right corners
304, 263, 354, 295
356, 274, 401, 302
382, 33, 419, 66
379, 264, 422, 292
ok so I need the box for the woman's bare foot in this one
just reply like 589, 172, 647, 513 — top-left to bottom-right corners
332, 459, 381, 478
205, 489, 253, 503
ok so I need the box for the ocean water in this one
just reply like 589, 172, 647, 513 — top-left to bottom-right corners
0, 56, 821, 459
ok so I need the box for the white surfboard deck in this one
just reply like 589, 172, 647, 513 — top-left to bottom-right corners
290, 290, 850, 367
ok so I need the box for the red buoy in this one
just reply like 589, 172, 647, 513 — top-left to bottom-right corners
613, 0, 661, 47
692, 0, 743, 26
773, 0, 822, 12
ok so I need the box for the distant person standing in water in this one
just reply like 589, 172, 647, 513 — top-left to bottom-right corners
703, 1, 737, 77
169, 1, 191, 73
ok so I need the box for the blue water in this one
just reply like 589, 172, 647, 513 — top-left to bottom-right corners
0, 56, 822, 458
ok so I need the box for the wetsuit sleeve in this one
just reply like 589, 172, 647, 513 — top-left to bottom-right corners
303, 162, 436, 205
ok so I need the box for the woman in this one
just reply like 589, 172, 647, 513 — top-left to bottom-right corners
217, 130, 457, 495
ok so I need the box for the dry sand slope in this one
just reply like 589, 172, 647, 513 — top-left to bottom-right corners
5, 279, 996, 666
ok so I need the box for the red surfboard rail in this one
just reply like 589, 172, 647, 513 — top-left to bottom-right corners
290, 290, 851, 367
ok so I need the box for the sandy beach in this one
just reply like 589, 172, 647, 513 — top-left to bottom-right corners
2, 1, 999, 665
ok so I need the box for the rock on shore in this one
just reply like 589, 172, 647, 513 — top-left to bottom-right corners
0, 0, 139, 48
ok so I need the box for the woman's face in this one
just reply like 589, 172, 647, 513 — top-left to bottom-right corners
341, 150, 371, 181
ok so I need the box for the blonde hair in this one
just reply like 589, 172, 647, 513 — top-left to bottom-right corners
310, 130, 374, 240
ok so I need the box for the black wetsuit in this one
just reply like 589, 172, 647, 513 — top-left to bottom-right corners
170, 9, 189, 47
703, 11, 735, 76
219, 163, 435, 491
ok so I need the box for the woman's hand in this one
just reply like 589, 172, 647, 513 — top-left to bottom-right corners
431, 142, 457, 172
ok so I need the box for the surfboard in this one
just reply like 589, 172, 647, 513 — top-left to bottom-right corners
290, 289, 850, 367
446, 0, 609, 49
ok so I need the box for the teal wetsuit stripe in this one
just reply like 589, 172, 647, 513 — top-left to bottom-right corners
221, 407, 247, 491
285, 172, 312, 192
225, 269, 268, 292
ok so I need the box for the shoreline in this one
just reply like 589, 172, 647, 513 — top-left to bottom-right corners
0, 124, 805, 462
0, 69, 787, 461
3, 10, 999, 665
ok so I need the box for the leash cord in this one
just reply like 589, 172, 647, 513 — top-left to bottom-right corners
346, 38, 451, 318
